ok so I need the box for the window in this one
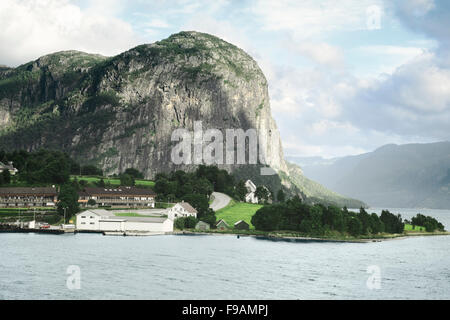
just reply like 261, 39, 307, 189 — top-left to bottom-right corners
90, 222, 95, 225
81, 216, 86, 218
81, 222, 86, 225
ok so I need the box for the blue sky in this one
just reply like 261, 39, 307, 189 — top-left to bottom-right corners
1, 0, 449, 158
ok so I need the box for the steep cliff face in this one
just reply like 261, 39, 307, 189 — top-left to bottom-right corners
0, 31, 287, 178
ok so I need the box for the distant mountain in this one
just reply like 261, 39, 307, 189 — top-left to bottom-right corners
296, 142, 450, 209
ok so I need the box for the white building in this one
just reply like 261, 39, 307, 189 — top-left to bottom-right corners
244, 180, 271, 204
245, 180, 258, 204
76, 209, 173, 233
78, 187, 156, 208
0, 161, 18, 175
167, 202, 198, 221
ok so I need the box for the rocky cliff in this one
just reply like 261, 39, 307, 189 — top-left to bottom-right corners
0, 31, 287, 177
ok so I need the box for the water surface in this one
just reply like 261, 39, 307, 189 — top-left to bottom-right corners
1, 208, 449, 300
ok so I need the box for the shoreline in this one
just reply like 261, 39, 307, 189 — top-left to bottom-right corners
1, 227, 449, 243
169, 230, 450, 243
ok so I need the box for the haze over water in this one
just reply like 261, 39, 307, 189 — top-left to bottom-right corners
1, 208, 449, 300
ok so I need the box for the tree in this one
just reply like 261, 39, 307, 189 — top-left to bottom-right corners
357, 208, 371, 235
174, 218, 185, 230
235, 180, 247, 201
79, 180, 88, 188
412, 213, 445, 232
277, 189, 286, 202
87, 199, 97, 207
193, 178, 214, 198
155, 177, 169, 196
185, 216, 198, 228
347, 217, 363, 236
120, 174, 135, 186
124, 168, 144, 179
251, 205, 281, 231
42, 155, 70, 184
255, 186, 270, 204
1, 169, 11, 185
57, 184, 80, 223
380, 210, 404, 233
369, 213, 384, 234
95, 179, 105, 188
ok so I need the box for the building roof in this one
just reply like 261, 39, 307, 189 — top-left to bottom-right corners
234, 220, 249, 226
216, 219, 229, 227
196, 220, 210, 226
177, 202, 198, 214
99, 216, 168, 223
77, 209, 168, 223
117, 216, 168, 223
79, 186, 156, 197
0, 187, 57, 196
77, 209, 116, 217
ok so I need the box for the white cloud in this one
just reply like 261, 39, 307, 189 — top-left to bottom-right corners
290, 42, 345, 68
359, 45, 425, 58
0, 0, 141, 66
252, 0, 384, 39
396, 0, 435, 17
143, 19, 170, 29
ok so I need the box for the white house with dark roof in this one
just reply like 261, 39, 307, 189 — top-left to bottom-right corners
244, 180, 258, 203
244, 180, 271, 204
76, 209, 173, 233
167, 201, 198, 221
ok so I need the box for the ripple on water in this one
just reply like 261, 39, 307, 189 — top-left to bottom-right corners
1, 230, 450, 299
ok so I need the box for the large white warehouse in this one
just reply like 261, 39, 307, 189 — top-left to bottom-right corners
76, 209, 173, 233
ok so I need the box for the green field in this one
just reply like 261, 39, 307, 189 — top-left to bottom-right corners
70, 176, 155, 188
215, 201, 263, 229
404, 223, 426, 232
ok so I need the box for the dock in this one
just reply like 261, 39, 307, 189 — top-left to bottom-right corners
0, 227, 64, 235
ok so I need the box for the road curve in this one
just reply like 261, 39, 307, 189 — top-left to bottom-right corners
209, 192, 232, 211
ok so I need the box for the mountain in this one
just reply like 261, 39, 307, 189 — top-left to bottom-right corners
297, 142, 450, 209
0, 31, 363, 207
0, 31, 285, 175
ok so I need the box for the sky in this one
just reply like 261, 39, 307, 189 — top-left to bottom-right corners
0, 0, 449, 158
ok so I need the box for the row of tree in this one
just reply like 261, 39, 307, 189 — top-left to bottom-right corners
0, 149, 107, 186
409, 214, 445, 232
251, 197, 407, 236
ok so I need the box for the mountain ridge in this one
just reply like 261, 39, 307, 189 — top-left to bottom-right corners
297, 141, 450, 209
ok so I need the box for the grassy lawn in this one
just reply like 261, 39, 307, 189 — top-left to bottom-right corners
215, 201, 263, 229
70, 175, 155, 188
404, 223, 426, 232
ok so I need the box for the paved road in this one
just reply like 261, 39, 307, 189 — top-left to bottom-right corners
209, 192, 232, 211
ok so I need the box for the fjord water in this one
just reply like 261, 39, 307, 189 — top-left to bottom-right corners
1, 208, 449, 300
